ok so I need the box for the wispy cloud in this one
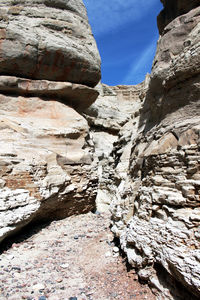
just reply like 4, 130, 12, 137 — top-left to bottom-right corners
83, 0, 158, 36
122, 39, 157, 84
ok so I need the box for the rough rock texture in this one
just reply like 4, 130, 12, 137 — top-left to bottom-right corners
0, 0, 101, 86
110, 2, 200, 299
0, 76, 99, 110
0, 92, 98, 243
0, 0, 100, 244
83, 79, 149, 212
157, 0, 200, 34
0, 0, 200, 299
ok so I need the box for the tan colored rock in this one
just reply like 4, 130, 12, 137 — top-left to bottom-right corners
84, 82, 147, 132
0, 0, 101, 243
110, 1, 200, 299
0, 0, 101, 87
143, 132, 178, 156
84, 80, 149, 213
0, 76, 99, 110
0, 92, 97, 244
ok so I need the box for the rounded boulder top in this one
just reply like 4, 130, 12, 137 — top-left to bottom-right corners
0, 0, 101, 87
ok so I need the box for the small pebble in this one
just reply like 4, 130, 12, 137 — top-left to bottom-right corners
33, 283, 45, 291
94, 211, 101, 215
105, 251, 112, 257
38, 297, 47, 300
113, 253, 119, 258
113, 247, 119, 253
110, 292, 118, 298
60, 263, 69, 269
12, 266, 21, 271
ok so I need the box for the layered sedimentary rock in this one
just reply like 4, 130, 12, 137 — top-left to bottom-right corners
0, 0, 200, 299
0, 0, 100, 243
110, 1, 200, 299
83, 79, 149, 212
157, 0, 200, 34
0, 0, 101, 86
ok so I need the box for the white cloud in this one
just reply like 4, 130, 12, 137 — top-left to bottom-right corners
122, 39, 157, 84
83, 0, 158, 36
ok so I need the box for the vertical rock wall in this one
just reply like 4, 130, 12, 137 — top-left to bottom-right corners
0, 0, 101, 243
110, 1, 200, 299
0, 1, 200, 299
84, 79, 149, 213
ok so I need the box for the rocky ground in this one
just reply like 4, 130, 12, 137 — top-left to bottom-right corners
0, 212, 155, 300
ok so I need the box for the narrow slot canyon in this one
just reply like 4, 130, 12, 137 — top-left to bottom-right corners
0, 1, 200, 300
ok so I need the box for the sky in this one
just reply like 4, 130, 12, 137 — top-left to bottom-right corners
83, 0, 163, 86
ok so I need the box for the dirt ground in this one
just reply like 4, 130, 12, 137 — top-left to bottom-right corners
0, 212, 156, 300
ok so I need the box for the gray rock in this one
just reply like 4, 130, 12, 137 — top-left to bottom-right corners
157, 0, 200, 34
109, 1, 200, 299
0, 0, 101, 87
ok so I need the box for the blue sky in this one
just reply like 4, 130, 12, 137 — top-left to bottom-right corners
83, 0, 163, 85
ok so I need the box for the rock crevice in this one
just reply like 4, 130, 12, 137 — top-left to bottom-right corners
0, 1, 200, 299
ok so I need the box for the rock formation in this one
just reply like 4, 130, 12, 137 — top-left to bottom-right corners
0, 0, 101, 86
84, 79, 150, 213
0, 0, 101, 243
157, 0, 200, 34
0, 0, 200, 299
109, 1, 200, 299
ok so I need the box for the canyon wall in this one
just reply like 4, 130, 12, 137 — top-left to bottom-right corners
0, 0, 199, 299
83, 79, 149, 213
0, 0, 101, 243
109, 1, 200, 299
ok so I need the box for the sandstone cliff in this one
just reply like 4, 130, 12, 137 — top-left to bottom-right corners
0, 0, 200, 299
0, 0, 101, 86
109, 1, 200, 299
0, 0, 101, 243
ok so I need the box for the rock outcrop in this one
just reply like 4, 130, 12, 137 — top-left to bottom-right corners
0, 0, 200, 299
0, 0, 101, 86
0, 0, 100, 243
83, 79, 149, 212
157, 0, 200, 34
110, 1, 200, 299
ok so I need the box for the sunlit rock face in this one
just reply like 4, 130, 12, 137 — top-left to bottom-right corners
83, 80, 149, 213
110, 1, 200, 299
0, 0, 101, 87
0, 0, 200, 299
0, 0, 100, 243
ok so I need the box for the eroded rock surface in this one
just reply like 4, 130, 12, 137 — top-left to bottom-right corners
110, 1, 200, 299
0, 93, 98, 243
0, 0, 100, 244
157, 0, 200, 34
0, 0, 101, 86
0, 0, 200, 299
0, 76, 99, 110
84, 79, 149, 212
